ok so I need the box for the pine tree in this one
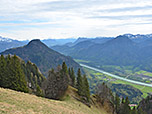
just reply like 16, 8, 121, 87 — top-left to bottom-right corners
5, 54, 12, 88
68, 67, 71, 76
0, 55, 28, 92
70, 68, 75, 87
9, 55, 28, 92
43, 67, 69, 99
131, 106, 137, 114
0, 55, 6, 87
83, 74, 90, 101
76, 68, 83, 96
68, 67, 72, 86
125, 97, 130, 105
122, 97, 125, 104
115, 94, 120, 113
36, 84, 43, 97
120, 97, 131, 114
62, 62, 68, 75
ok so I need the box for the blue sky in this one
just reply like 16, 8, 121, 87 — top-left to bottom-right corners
0, 0, 152, 40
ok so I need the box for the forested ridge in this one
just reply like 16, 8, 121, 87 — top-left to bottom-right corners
0, 54, 45, 96
52, 35, 152, 73
0, 54, 151, 114
1, 39, 81, 76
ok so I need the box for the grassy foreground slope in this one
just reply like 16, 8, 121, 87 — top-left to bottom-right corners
0, 87, 108, 114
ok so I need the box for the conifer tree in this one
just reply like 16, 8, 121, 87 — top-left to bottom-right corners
125, 97, 130, 105
115, 94, 120, 113
83, 74, 90, 101
68, 67, 72, 85
76, 68, 83, 96
43, 66, 69, 99
119, 97, 131, 114
70, 68, 75, 87
36, 84, 43, 97
0, 55, 6, 87
5, 55, 12, 88
68, 67, 71, 76
131, 106, 137, 114
0, 55, 28, 92
122, 97, 125, 104
123, 97, 131, 114
76, 69, 90, 102
62, 62, 68, 74
9, 55, 28, 92
6, 54, 11, 66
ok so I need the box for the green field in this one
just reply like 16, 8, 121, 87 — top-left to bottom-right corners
74, 59, 90, 63
83, 67, 152, 100
111, 79, 152, 98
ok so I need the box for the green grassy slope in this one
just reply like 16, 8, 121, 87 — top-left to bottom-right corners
0, 87, 109, 114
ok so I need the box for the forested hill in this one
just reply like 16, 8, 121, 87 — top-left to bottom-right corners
0, 55, 45, 95
52, 35, 152, 72
1, 39, 81, 76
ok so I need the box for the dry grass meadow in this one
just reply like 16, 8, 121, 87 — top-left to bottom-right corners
0, 87, 108, 114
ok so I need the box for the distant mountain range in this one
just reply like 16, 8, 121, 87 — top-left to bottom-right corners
1, 33, 152, 53
0, 36, 28, 52
42, 38, 76, 47
1, 33, 152, 73
52, 34, 152, 72
1, 39, 81, 76
0, 36, 76, 52
124, 33, 152, 43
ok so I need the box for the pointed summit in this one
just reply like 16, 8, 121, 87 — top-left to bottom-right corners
27, 39, 42, 47
25, 39, 54, 54
114, 35, 133, 42
28, 39, 41, 44
1, 40, 81, 76
105, 35, 134, 47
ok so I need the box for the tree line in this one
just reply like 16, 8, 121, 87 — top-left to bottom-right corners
0, 54, 28, 92
43, 62, 90, 103
95, 82, 147, 114
0, 54, 45, 96
0, 55, 90, 103
0, 54, 150, 114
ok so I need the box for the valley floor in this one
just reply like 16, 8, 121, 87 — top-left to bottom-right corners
0, 87, 108, 114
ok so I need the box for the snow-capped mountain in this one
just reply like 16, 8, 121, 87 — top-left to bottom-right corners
123, 34, 152, 43
0, 36, 13, 42
0, 36, 28, 52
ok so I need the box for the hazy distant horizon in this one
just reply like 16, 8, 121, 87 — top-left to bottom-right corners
1, 33, 152, 41
1, 0, 152, 40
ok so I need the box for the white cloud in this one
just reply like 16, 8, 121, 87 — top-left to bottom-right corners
0, 0, 152, 40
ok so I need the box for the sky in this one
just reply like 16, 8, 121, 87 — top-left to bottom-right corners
0, 0, 152, 40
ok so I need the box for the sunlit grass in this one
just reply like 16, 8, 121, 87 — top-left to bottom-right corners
0, 87, 108, 114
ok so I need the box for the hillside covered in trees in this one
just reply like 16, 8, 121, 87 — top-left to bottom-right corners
0, 54, 151, 114
0, 54, 113, 113
0, 55, 90, 104
52, 35, 152, 73
1, 39, 81, 76
0, 54, 45, 96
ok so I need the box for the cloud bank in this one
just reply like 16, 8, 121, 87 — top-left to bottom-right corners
0, 0, 152, 40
